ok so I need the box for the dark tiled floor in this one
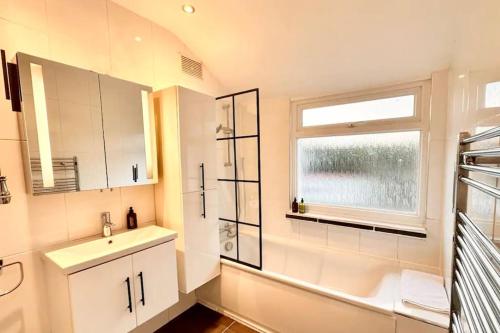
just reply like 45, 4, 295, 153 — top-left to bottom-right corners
156, 303, 258, 333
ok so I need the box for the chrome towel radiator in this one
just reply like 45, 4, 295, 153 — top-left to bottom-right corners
451, 127, 500, 333
30, 156, 80, 195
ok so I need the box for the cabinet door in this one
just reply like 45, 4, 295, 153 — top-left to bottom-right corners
16, 53, 108, 193
201, 92, 217, 190
178, 87, 217, 193
99, 75, 153, 188
181, 189, 220, 293
68, 256, 136, 333
132, 241, 179, 326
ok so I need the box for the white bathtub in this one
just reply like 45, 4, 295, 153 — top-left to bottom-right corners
202, 231, 448, 333
221, 232, 397, 312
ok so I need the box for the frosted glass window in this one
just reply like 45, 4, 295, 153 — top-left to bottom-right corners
302, 95, 415, 127
485, 81, 500, 108
297, 131, 420, 213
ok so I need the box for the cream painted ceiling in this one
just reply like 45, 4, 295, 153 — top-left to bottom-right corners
113, 0, 454, 97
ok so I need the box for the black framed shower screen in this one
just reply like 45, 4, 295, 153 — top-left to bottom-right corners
216, 88, 263, 270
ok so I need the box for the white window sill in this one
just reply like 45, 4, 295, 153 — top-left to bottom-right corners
285, 211, 427, 238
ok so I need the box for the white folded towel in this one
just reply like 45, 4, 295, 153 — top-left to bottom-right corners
400, 269, 450, 313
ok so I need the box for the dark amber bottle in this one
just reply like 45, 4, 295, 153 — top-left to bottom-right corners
127, 207, 138, 229
292, 197, 299, 213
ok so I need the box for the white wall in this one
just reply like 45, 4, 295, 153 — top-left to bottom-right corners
0, 1, 222, 332
259, 71, 448, 274
441, 0, 500, 294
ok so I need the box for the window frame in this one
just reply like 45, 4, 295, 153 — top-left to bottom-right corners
289, 80, 431, 226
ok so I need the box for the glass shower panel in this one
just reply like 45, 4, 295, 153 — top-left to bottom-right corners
219, 220, 237, 259
217, 89, 262, 269
234, 91, 258, 137
237, 182, 260, 226
238, 224, 261, 267
216, 97, 234, 139
218, 181, 236, 221
217, 140, 235, 179
235, 137, 259, 181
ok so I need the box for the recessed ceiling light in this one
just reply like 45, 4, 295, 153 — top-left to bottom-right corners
182, 4, 195, 14
134, 36, 142, 42
458, 74, 466, 79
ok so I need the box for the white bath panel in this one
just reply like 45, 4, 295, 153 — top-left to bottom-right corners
396, 315, 447, 333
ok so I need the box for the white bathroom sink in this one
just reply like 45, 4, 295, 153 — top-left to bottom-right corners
43, 225, 177, 274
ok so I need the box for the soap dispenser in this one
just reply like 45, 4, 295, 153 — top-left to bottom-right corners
292, 197, 298, 213
127, 207, 138, 229
298, 198, 306, 214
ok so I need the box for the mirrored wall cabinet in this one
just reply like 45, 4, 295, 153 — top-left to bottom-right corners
15, 53, 157, 195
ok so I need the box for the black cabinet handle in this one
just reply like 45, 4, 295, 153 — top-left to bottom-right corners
138, 272, 145, 306
201, 191, 206, 219
200, 163, 205, 191
125, 277, 133, 313
200, 163, 206, 218
132, 164, 138, 182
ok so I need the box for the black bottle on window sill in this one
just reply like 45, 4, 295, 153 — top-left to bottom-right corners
127, 207, 138, 229
292, 197, 299, 213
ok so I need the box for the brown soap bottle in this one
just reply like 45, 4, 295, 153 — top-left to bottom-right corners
127, 207, 138, 229
292, 197, 299, 213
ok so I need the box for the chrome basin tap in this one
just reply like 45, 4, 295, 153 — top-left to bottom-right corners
101, 212, 115, 237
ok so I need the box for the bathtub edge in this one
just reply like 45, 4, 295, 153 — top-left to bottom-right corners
220, 259, 395, 316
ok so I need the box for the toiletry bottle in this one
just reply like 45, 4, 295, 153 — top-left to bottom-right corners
299, 198, 306, 214
127, 207, 138, 229
292, 197, 298, 213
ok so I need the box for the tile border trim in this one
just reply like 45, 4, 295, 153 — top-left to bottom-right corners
285, 212, 427, 238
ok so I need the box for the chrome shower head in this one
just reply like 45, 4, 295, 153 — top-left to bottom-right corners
216, 124, 233, 134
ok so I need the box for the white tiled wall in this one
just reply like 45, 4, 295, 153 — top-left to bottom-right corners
441, 0, 500, 296
327, 225, 360, 252
0, 1, 222, 332
260, 70, 449, 275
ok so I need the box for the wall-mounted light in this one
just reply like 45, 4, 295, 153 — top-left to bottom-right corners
30, 63, 54, 188
141, 90, 157, 182
182, 4, 195, 14
0, 169, 11, 204
134, 36, 142, 42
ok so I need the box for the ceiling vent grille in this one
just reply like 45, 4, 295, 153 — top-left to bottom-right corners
181, 55, 203, 79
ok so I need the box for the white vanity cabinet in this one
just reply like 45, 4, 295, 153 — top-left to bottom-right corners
44, 238, 178, 333
132, 242, 178, 326
68, 255, 137, 333
154, 86, 220, 294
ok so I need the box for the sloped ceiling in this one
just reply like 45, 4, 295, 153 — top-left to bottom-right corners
113, 0, 454, 97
